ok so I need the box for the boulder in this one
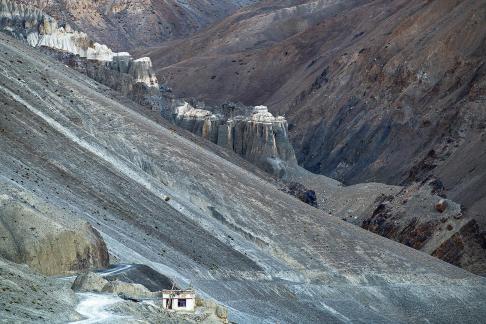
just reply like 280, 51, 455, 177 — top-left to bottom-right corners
216, 305, 228, 319
72, 272, 109, 293
102, 279, 154, 299
72, 272, 157, 300
280, 181, 318, 207
435, 199, 448, 213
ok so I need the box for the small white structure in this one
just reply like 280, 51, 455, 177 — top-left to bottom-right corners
162, 289, 196, 312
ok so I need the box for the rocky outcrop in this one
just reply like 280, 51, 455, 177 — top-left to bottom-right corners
358, 178, 486, 274
73, 271, 155, 300
279, 181, 317, 207
14, 0, 259, 51
166, 100, 297, 176
0, 0, 158, 98
222, 106, 297, 176
72, 271, 109, 293
102, 280, 153, 299
0, 188, 109, 275
432, 220, 486, 276
45, 49, 159, 103
1, 0, 108, 60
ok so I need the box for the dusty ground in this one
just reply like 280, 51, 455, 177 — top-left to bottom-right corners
0, 257, 80, 323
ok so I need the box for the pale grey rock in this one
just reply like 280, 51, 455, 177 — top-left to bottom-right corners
72, 272, 109, 293
215, 305, 228, 319
227, 106, 297, 176
0, 0, 158, 89
130, 57, 159, 87
102, 279, 154, 299
167, 101, 297, 176
0, 186, 109, 275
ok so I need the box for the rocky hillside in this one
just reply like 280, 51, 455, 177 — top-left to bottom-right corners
3, 0, 484, 275
0, 256, 81, 322
0, 0, 159, 91
1, 31, 486, 323
137, 0, 486, 255
12, 0, 260, 50
0, 0, 299, 177
139, 0, 485, 183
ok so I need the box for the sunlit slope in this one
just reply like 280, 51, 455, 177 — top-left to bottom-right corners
1, 34, 485, 323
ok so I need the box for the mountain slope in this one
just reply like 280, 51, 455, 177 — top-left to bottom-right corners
1, 32, 486, 323
137, 0, 486, 235
138, 0, 485, 179
14, 0, 260, 50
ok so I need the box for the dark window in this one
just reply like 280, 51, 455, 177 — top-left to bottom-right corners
178, 298, 187, 308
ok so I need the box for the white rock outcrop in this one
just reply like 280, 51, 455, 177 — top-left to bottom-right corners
0, 0, 158, 89
168, 101, 297, 176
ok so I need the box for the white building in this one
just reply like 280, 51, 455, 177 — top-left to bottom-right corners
161, 289, 196, 312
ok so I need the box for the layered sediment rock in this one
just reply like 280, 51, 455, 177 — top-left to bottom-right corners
224, 106, 297, 176
45, 49, 159, 103
0, 186, 109, 275
0, 0, 158, 97
168, 100, 297, 176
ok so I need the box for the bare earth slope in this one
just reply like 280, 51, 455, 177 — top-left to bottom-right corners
138, 0, 486, 241
1, 34, 486, 323
15, 0, 260, 50
0, 256, 80, 323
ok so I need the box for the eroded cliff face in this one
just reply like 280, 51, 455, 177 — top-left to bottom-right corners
0, 185, 109, 275
224, 106, 297, 176
12, 0, 261, 50
45, 49, 160, 104
0, 0, 159, 99
166, 100, 297, 176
